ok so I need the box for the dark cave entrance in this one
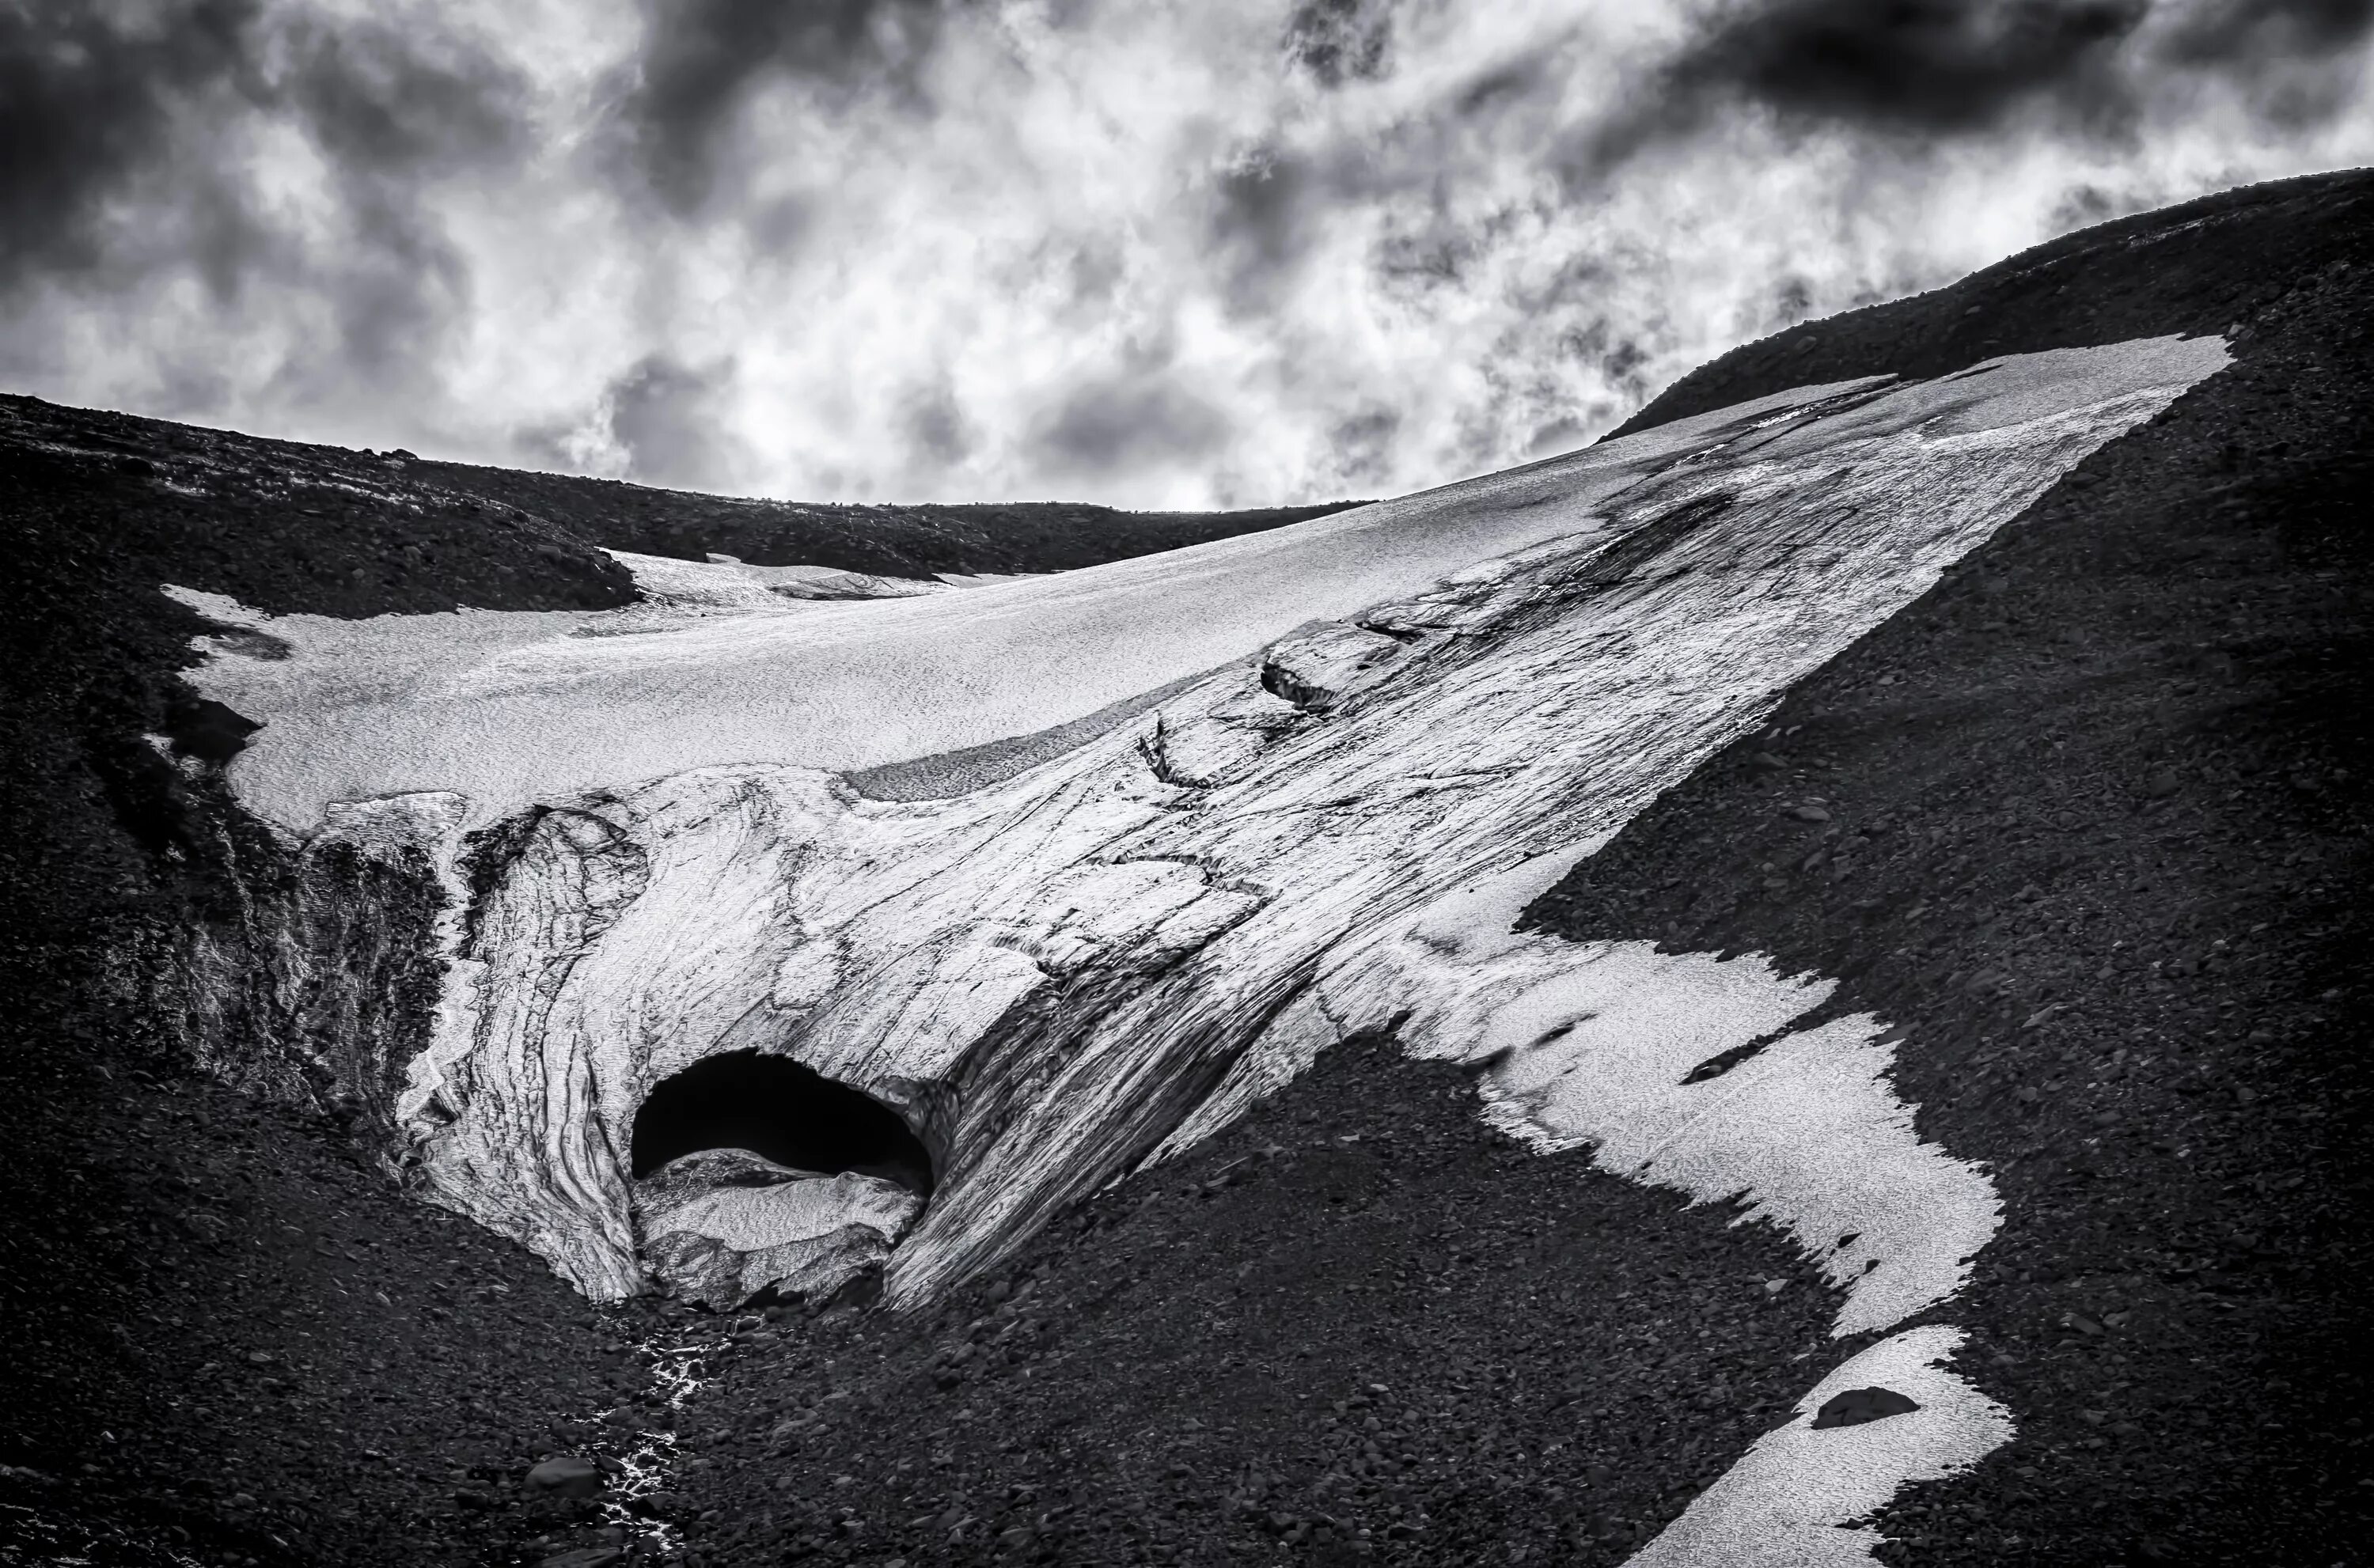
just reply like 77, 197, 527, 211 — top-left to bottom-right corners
629, 1052, 935, 1197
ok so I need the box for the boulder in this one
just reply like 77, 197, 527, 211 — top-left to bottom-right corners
525, 1455, 604, 1499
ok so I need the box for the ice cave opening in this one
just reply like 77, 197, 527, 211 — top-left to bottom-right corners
628, 1051, 935, 1197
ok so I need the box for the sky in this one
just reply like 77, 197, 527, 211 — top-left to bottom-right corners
4, 1, 2371, 509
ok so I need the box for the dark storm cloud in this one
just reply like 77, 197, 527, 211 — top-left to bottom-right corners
264, 18, 531, 385
2158, 0, 2374, 119
1675, 0, 2147, 134
1213, 153, 1308, 264
1285, 0, 1393, 87
1571, 0, 2148, 179
607, 354, 745, 489
0, 0, 257, 289
0, 0, 530, 413
1207, 149, 1321, 311
1570, 0, 2374, 180
1, 2, 526, 288
2164, 0, 2374, 60
279, 15, 529, 176
1326, 407, 1401, 487
616, 0, 954, 213
900, 380, 973, 468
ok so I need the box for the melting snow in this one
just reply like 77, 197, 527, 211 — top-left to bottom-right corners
170, 336, 2229, 1566
171, 375, 1921, 832
1629, 1326, 2013, 1567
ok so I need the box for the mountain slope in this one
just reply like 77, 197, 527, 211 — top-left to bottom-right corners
1, 171, 2368, 1568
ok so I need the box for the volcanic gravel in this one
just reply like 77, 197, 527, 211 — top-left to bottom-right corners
0, 1069, 650, 1567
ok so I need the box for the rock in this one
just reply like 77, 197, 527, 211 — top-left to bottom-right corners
1811, 1386, 1922, 1428
537, 1551, 623, 1568
525, 1456, 605, 1499
2145, 769, 2182, 797
1789, 804, 1832, 822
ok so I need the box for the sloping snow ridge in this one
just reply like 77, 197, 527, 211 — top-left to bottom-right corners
173, 337, 2225, 1566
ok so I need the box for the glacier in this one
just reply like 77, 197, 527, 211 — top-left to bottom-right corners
164, 336, 2226, 1564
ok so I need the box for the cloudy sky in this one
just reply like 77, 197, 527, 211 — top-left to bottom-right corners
5, 1, 2371, 508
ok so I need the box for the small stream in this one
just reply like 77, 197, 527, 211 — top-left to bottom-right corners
578, 1320, 734, 1562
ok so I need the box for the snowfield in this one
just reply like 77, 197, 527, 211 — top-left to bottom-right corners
176, 340, 2212, 835
171, 335, 2227, 1566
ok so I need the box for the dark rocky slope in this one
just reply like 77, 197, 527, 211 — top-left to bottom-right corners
4, 170, 2368, 1568
1612, 167, 2374, 437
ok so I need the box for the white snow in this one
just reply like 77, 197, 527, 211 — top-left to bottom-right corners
1626, 1325, 2013, 1568
171, 374, 1933, 834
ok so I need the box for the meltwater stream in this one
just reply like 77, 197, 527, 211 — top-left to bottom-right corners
583, 1323, 730, 1560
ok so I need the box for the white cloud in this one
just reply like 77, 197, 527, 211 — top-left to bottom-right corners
3, 0, 2369, 507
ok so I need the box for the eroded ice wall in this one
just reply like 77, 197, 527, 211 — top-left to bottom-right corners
172, 339, 2224, 1318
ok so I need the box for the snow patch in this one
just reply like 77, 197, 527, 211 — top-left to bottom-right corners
1626, 1326, 2012, 1568
1314, 925, 1998, 1337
